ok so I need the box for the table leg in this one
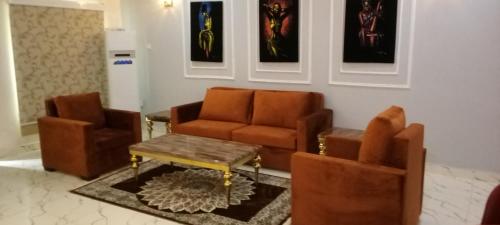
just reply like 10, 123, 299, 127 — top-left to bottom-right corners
318, 135, 327, 156
166, 121, 172, 134
131, 154, 139, 182
223, 170, 232, 205
254, 154, 261, 185
146, 117, 153, 139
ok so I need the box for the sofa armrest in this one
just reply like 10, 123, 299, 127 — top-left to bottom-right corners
296, 108, 333, 153
170, 101, 203, 129
104, 108, 142, 143
291, 152, 405, 225
37, 116, 95, 175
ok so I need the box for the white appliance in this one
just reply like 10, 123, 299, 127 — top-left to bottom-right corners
105, 30, 141, 112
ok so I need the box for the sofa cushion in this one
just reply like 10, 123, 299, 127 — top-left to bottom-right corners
358, 106, 406, 165
232, 125, 297, 150
54, 92, 106, 129
175, 119, 247, 140
251, 91, 312, 129
94, 128, 134, 150
199, 89, 254, 124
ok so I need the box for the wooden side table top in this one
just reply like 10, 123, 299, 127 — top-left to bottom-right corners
317, 127, 364, 156
145, 110, 170, 122
318, 127, 364, 140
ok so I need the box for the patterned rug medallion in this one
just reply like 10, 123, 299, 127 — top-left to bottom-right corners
71, 160, 290, 225
137, 169, 255, 213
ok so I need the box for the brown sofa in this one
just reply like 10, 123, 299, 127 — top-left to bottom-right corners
291, 106, 426, 225
38, 92, 142, 180
170, 87, 333, 171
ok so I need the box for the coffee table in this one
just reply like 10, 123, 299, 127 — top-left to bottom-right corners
129, 133, 262, 204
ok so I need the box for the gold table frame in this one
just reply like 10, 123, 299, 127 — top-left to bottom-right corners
145, 110, 171, 139
129, 136, 262, 204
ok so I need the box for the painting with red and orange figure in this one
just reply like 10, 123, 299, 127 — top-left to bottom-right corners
343, 0, 398, 63
259, 0, 299, 62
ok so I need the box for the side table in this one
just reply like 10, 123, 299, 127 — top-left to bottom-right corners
145, 110, 171, 139
317, 127, 364, 156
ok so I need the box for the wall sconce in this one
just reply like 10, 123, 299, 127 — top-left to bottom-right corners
162, 0, 173, 8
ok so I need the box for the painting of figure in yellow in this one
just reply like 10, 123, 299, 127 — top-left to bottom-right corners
191, 1, 223, 62
259, 0, 299, 62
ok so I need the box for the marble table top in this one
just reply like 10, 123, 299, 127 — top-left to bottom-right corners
330, 127, 364, 140
129, 133, 262, 167
145, 110, 170, 122
319, 127, 364, 140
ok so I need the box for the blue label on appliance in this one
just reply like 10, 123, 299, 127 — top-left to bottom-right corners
113, 60, 133, 65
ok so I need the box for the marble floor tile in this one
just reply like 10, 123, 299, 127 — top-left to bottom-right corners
0, 124, 498, 225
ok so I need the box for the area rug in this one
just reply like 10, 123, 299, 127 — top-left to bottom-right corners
71, 160, 291, 225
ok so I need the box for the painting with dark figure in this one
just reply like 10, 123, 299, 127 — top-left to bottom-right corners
259, 0, 299, 62
191, 1, 223, 62
343, 0, 398, 63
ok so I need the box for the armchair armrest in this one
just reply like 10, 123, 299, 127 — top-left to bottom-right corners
103, 108, 142, 143
291, 152, 405, 225
170, 101, 203, 129
393, 123, 426, 224
37, 116, 95, 176
297, 108, 333, 153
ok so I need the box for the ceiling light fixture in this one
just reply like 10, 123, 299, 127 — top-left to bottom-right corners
163, 0, 173, 8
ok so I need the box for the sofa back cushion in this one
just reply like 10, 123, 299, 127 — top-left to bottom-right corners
199, 89, 254, 124
251, 90, 312, 129
358, 106, 406, 165
53, 92, 106, 129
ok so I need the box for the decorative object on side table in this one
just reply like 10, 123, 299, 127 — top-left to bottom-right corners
145, 110, 171, 139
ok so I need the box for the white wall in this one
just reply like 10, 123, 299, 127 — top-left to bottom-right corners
0, 0, 21, 156
104, 0, 121, 28
123, 0, 500, 172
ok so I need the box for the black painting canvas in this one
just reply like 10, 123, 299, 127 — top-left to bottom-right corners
343, 0, 398, 63
259, 0, 299, 62
191, 1, 223, 62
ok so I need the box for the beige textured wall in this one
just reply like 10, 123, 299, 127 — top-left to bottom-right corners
9, 5, 108, 124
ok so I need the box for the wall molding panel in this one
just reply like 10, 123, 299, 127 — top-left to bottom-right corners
246, 0, 313, 84
328, 0, 416, 89
181, 0, 236, 80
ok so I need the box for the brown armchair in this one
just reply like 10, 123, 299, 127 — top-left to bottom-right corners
38, 92, 142, 180
482, 184, 500, 225
291, 106, 426, 225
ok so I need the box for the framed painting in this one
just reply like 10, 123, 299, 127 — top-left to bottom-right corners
190, 1, 223, 62
343, 0, 398, 63
259, 0, 299, 62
